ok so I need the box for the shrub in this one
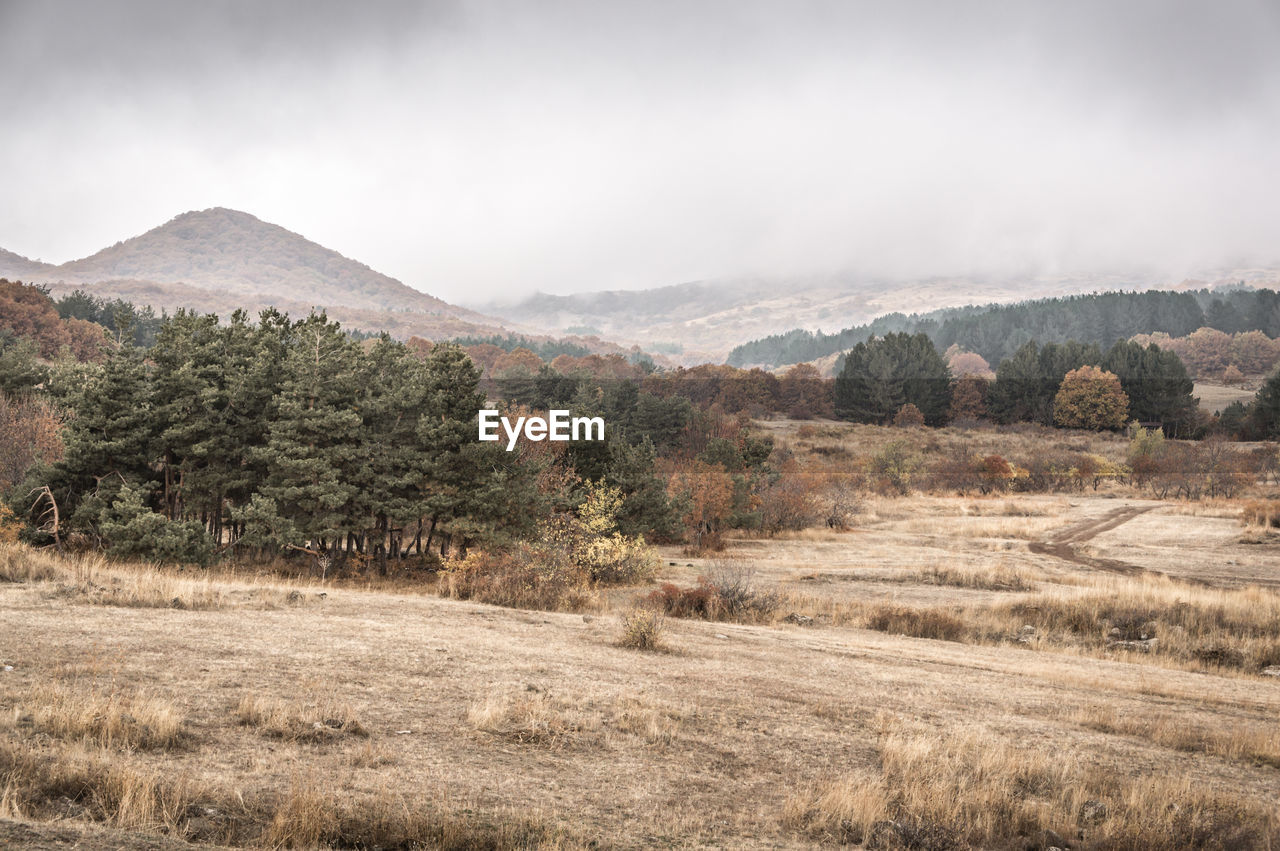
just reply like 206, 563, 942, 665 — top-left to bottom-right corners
645, 562, 779, 623
975, 455, 1015, 494
1242, 500, 1280, 529
98, 485, 213, 567
646, 578, 719, 618
439, 548, 600, 612
869, 440, 922, 495
706, 562, 779, 620
759, 469, 821, 534
893, 403, 925, 428
617, 608, 666, 651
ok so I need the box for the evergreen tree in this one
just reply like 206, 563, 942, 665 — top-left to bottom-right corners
0, 334, 48, 397
256, 313, 363, 553
1251, 366, 1280, 439
987, 340, 1100, 425
1102, 340, 1197, 435
834, 333, 951, 425
45, 339, 155, 533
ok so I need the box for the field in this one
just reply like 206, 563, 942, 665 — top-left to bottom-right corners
3, 460, 1280, 850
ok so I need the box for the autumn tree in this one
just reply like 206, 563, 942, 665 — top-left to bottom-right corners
778, 362, 833, 419
948, 375, 989, 422
1053, 366, 1129, 431
666, 458, 734, 549
0, 394, 62, 492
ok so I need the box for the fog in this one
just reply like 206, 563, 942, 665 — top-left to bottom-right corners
3, 0, 1279, 303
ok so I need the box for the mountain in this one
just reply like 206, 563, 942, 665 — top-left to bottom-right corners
483, 268, 1280, 365
0, 208, 510, 340
0, 248, 55, 280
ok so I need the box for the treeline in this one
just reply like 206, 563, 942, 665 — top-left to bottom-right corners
1131, 329, 1280, 378
449, 333, 597, 362
3, 306, 803, 566
832, 331, 1280, 439
729, 287, 1280, 367
53, 289, 164, 348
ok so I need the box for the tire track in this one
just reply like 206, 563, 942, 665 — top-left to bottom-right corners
1028, 504, 1158, 576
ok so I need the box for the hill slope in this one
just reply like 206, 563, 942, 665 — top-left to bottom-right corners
0, 248, 55, 280
484, 269, 1280, 365
0, 208, 510, 339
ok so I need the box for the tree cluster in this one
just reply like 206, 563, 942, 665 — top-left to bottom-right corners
729, 287, 1280, 369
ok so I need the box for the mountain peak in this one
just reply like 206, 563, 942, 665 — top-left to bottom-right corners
19, 208, 457, 316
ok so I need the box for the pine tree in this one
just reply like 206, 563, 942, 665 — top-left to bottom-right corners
1251, 366, 1280, 439
45, 338, 155, 532
256, 313, 363, 554
834, 333, 951, 425
1102, 340, 1197, 435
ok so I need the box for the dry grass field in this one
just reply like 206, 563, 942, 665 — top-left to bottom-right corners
2, 475, 1280, 849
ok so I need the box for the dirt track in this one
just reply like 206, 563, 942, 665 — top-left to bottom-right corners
1028, 504, 1159, 576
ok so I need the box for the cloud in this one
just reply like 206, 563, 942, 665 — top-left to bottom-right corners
2, 0, 1279, 302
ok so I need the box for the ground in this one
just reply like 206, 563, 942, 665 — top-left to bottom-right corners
2, 494, 1279, 848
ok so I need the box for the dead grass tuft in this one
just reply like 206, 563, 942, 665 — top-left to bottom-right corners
912, 562, 1036, 591
0, 543, 313, 610
0, 737, 569, 848
0, 739, 199, 833
235, 693, 368, 742
467, 691, 603, 747
1071, 704, 1280, 769
4, 684, 188, 751
865, 605, 967, 641
1241, 499, 1280, 528
785, 719, 1280, 850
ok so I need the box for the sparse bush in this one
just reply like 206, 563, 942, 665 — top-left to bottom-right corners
617, 608, 667, 651
236, 693, 368, 742
439, 547, 602, 612
892, 403, 925, 428
1242, 499, 1280, 528
869, 440, 922, 495
706, 561, 779, 620
644, 562, 779, 623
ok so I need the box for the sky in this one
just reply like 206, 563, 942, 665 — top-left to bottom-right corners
2, 0, 1280, 305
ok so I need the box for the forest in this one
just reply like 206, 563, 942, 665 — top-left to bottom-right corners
728, 287, 1280, 368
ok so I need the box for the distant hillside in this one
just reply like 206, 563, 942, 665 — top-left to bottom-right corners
728, 287, 1280, 368
482, 270, 1280, 365
0, 248, 55, 280
0, 208, 513, 341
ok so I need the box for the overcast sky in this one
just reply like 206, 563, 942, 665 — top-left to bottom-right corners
2, 0, 1279, 303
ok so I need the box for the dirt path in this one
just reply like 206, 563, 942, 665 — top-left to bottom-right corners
1029, 504, 1158, 576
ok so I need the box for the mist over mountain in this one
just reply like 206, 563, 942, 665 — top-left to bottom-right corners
0, 247, 55, 280
483, 268, 1280, 364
